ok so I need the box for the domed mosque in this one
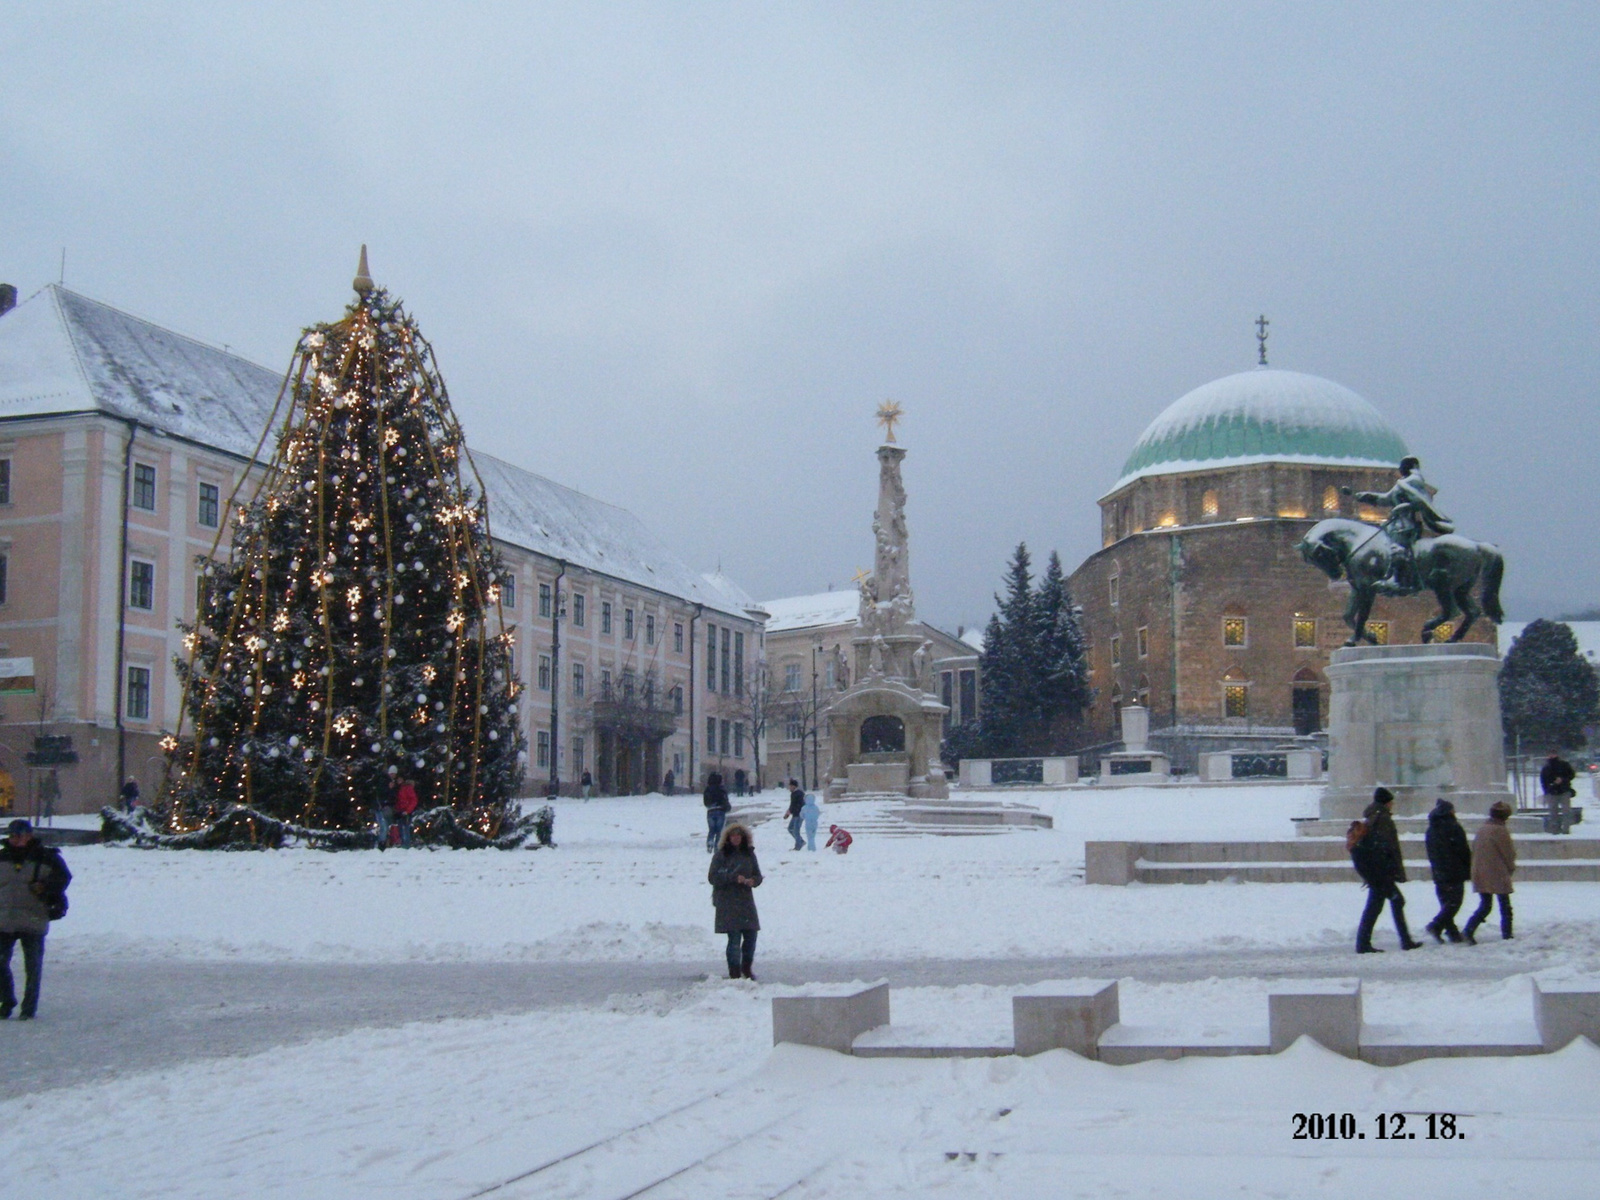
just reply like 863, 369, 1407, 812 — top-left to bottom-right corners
1066, 326, 1490, 768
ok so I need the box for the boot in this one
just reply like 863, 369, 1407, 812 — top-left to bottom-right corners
741, 963, 756, 982
728, 965, 741, 980
1425, 921, 1444, 944
1356, 944, 1383, 954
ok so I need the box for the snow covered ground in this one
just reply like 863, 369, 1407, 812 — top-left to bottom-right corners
5, 784, 1600, 1197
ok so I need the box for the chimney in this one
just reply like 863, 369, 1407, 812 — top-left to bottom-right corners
0, 284, 16, 318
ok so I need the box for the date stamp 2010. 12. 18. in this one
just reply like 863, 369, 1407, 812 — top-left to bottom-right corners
1292, 1113, 1467, 1142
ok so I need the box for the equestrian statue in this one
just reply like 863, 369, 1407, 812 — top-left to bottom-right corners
1297, 455, 1504, 647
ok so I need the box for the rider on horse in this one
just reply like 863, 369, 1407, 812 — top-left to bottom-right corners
1343, 456, 1455, 594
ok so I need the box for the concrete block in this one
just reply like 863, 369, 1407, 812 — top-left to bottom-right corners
1012, 979, 1119, 1058
1096, 1025, 1270, 1064
1042, 757, 1079, 786
1534, 979, 1600, 1051
772, 982, 890, 1053
1269, 979, 1362, 1056
959, 759, 992, 788
1084, 841, 1140, 885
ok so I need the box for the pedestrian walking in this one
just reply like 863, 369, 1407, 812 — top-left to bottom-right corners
1423, 798, 1472, 943
703, 771, 730, 853
119, 777, 141, 815
824, 824, 853, 854
393, 776, 419, 848
708, 822, 762, 980
801, 790, 820, 851
1, 819, 71, 1020
661, 769, 674, 796
1350, 787, 1420, 953
1540, 752, 1577, 835
373, 790, 396, 850
785, 779, 805, 850
581, 769, 594, 800
1463, 800, 1516, 943
734, 768, 748, 798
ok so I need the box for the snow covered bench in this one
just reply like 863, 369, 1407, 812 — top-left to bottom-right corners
772, 982, 890, 1053
1013, 979, 1120, 1058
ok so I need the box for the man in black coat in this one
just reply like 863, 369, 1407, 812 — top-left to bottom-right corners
785, 779, 805, 850
1541, 753, 1577, 835
1423, 798, 1472, 942
1353, 788, 1420, 953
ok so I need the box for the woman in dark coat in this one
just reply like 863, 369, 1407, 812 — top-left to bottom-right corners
1423, 798, 1472, 942
709, 822, 762, 980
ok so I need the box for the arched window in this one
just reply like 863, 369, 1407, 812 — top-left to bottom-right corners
859, 714, 906, 754
1136, 674, 1151, 708
1222, 667, 1249, 720
1322, 484, 1340, 512
1292, 667, 1323, 734
1201, 489, 1219, 519
1110, 686, 1123, 737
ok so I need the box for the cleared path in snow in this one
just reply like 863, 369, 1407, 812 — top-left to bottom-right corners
0, 944, 1545, 1098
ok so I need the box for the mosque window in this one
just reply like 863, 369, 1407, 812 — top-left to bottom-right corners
1111, 634, 1122, 666
1432, 621, 1454, 642
1137, 626, 1149, 658
1367, 621, 1390, 646
1293, 616, 1317, 648
1322, 485, 1341, 513
1109, 573, 1120, 607
1223, 617, 1247, 648
1223, 683, 1249, 719
1202, 490, 1219, 519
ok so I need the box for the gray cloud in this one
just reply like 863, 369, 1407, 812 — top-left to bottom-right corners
4, 3, 1596, 626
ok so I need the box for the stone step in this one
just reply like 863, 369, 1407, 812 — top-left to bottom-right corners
1133, 838, 1600, 864
1133, 861, 1600, 884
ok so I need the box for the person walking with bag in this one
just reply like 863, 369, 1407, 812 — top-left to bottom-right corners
1463, 801, 1517, 943
708, 822, 762, 980
1423, 799, 1472, 942
703, 771, 730, 852
1, 819, 71, 1020
1351, 788, 1420, 953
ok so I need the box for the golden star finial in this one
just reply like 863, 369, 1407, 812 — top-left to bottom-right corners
875, 400, 904, 443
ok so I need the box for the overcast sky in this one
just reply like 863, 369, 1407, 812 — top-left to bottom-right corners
5, 3, 1597, 628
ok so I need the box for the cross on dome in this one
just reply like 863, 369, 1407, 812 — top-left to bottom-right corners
1256, 314, 1270, 366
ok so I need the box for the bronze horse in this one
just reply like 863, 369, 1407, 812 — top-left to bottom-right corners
1296, 518, 1505, 646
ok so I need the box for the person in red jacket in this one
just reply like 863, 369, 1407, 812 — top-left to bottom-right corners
824, 825, 853, 854
393, 777, 420, 848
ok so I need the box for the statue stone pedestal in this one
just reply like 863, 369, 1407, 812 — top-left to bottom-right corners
1099, 704, 1171, 786
1320, 643, 1510, 820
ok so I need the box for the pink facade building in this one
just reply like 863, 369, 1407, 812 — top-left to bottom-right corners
0, 284, 761, 815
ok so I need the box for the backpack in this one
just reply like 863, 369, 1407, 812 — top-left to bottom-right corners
32, 858, 69, 922
1345, 819, 1368, 853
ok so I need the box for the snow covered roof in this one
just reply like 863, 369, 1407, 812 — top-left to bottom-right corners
0, 285, 285, 458
760, 590, 861, 633
959, 627, 985, 652
1108, 368, 1409, 496
0, 285, 756, 623
1498, 620, 1600, 667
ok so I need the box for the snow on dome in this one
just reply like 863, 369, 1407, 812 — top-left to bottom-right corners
1109, 368, 1409, 495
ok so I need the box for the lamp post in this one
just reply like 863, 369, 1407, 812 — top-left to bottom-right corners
811, 644, 821, 793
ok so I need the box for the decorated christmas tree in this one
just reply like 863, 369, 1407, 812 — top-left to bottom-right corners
157, 250, 528, 845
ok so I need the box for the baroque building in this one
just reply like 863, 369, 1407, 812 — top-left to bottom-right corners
0, 283, 760, 813
1067, 364, 1490, 769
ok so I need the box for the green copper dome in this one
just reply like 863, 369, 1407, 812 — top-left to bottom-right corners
1113, 368, 1408, 492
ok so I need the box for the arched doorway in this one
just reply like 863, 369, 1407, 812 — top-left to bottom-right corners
1292, 667, 1323, 735
859, 715, 906, 754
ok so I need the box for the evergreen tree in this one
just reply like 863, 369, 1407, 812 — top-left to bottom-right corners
975, 543, 1037, 756
1499, 619, 1600, 753
1033, 550, 1092, 745
162, 274, 526, 837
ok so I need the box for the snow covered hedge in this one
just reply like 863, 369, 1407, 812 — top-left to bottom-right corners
99, 804, 554, 851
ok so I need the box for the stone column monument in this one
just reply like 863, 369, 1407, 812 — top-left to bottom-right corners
822, 404, 950, 800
